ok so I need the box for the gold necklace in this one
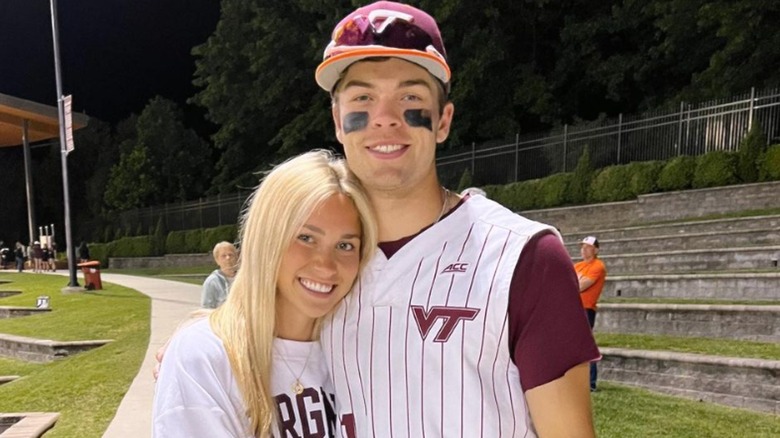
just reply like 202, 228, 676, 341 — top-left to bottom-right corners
275, 341, 314, 395
434, 186, 451, 224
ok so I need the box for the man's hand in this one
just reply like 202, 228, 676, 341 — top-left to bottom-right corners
152, 343, 169, 381
153, 310, 213, 380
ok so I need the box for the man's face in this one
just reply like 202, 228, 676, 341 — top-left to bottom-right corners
580, 244, 598, 261
331, 58, 454, 194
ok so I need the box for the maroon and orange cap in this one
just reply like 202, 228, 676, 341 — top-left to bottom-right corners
315, 1, 451, 93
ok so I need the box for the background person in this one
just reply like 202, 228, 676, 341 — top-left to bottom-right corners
574, 235, 607, 392
78, 240, 90, 263
153, 150, 378, 437
31, 240, 43, 273
315, 2, 598, 436
14, 241, 24, 272
200, 241, 238, 309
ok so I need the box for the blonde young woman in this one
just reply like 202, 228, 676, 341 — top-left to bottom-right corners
153, 150, 377, 437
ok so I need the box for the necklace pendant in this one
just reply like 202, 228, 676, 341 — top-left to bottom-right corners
293, 381, 304, 395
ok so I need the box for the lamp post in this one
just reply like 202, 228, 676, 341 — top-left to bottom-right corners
49, 0, 79, 288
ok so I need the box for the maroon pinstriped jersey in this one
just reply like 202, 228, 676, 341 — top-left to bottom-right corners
321, 195, 552, 438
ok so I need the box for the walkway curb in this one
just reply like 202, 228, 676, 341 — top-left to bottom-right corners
97, 274, 201, 438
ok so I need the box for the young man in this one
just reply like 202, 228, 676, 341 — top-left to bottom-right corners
575, 235, 607, 392
315, 2, 599, 436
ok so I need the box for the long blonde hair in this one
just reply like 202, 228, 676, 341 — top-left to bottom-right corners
209, 150, 377, 436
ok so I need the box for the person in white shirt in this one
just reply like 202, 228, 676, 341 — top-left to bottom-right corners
153, 150, 378, 437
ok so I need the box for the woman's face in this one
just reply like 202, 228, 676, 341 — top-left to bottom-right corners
275, 193, 362, 340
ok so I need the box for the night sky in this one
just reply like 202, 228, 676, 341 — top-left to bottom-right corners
0, 0, 221, 123
0, 0, 221, 246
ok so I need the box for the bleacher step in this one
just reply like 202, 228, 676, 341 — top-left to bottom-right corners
565, 227, 780, 257
599, 246, 780, 274
600, 347, 780, 415
596, 303, 780, 342
604, 272, 780, 301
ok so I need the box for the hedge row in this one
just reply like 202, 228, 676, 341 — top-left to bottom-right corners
483, 144, 780, 212
90, 224, 237, 268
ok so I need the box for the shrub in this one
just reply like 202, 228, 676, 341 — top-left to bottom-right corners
569, 146, 594, 204
482, 184, 505, 204
184, 229, 205, 253
536, 173, 572, 208
165, 231, 187, 254
88, 242, 114, 268
456, 168, 474, 193
737, 122, 767, 183
657, 156, 696, 192
506, 179, 540, 211
758, 144, 780, 182
151, 218, 166, 256
203, 225, 238, 250
693, 151, 738, 189
589, 165, 634, 202
628, 161, 665, 197
112, 236, 152, 257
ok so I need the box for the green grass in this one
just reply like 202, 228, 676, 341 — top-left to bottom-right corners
105, 265, 213, 285
0, 273, 150, 437
593, 382, 780, 437
596, 333, 780, 360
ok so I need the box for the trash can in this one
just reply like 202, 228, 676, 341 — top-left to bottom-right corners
77, 260, 103, 290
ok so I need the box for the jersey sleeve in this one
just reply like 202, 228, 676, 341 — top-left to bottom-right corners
507, 232, 600, 391
153, 321, 252, 438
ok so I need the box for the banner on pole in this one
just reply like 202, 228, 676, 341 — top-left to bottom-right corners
63, 94, 74, 154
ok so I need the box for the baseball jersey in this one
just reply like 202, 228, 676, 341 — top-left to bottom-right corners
153, 318, 338, 437
320, 195, 552, 438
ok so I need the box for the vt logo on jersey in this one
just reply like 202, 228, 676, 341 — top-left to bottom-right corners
411, 306, 480, 342
441, 262, 469, 274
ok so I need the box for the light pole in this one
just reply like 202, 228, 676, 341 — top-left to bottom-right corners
50, 0, 79, 288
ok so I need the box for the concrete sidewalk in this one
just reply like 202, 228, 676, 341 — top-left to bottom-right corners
96, 273, 201, 438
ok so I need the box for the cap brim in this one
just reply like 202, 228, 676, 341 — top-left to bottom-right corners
316, 47, 450, 92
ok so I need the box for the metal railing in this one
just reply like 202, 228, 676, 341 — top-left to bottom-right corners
113, 87, 780, 234
437, 87, 780, 187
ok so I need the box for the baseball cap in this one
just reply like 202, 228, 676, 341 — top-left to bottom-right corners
581, 236, 599, 248
315, 1, 450, 93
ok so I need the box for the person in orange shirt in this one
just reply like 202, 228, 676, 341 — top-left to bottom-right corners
574, 236, 606, 391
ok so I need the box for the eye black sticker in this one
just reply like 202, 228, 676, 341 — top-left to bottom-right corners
404, 109, 433, 131
343, 112, 369, 134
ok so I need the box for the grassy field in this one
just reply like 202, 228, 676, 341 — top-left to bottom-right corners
593, 382, 780, 437
596, 333, 780, 360
0, 273, 149, 437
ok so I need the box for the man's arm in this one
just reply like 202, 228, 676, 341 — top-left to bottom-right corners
508, 232, 598, 436
578, 275, 596, 292
526, 363, 595, 438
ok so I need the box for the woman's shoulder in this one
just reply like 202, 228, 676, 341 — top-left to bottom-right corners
167, 318, 226, 364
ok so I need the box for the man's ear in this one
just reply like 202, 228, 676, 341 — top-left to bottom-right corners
332, 104, 344, 144
436, 102, 455, 144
